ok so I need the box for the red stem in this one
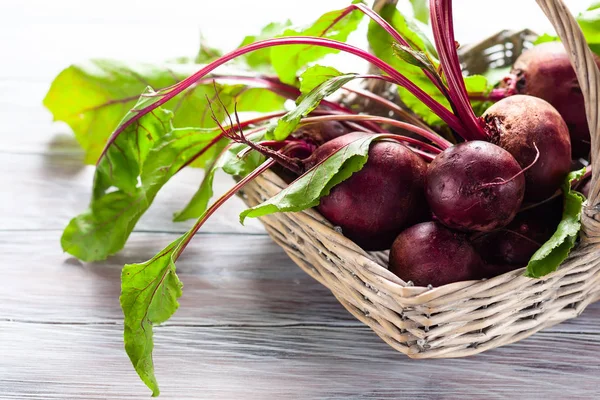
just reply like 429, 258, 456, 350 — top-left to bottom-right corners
197, 74, 383, 132
468, 88, 512, 102
341, 86, 434, 132
376, 134, 442, 154
430, 0, 487, 140
177, 111, 287, 171
348, 3, 448, 98
299, 114, 452, 149
98, 36, 465, 163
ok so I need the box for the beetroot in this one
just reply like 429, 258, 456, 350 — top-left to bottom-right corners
389, 222, 481, 287
426, 141, 525, 232
483, 95, 571, 201
511, 42, 600, 158
313, 132, 428, 250
292, 120, 348, 146
472, 197, 562, 271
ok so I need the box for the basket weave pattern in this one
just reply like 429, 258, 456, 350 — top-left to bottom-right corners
239, 0, 600, 357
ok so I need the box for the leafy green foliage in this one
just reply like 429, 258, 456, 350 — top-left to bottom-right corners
483, 65, 512, 86
173, 137, 266, 222
240, 134, 380, 223
195, 35, 223, 63
121, 236, 185, 397
368, 2, 437, 62
526, 169, 586, 278
368, 3, 491, 125
299, 65, 344, 94
238, 20, 292, 71
402, 74, 491, 125
533, 3, 600, 56
61, 108, 222, 262
270, 71, 358, 141
271, 1, 364, 85
409, 0, 429, 24
43, 60, 284, 164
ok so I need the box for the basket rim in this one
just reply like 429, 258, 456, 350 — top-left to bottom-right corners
254, 168, 600, 298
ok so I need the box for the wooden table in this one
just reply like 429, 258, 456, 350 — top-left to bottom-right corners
2, 1, 599, 399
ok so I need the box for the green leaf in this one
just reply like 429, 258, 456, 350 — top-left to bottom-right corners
367, 3, 491, 125
578, 7, 600, 43
483, 65, 513, 86
61, 108, 223, 262
173, 136, 266, 222
195, 35, 223, 63
533, 5, 600, 56
271, 2, 364, 85
409, 0, 429, 24
270, 72, 358, 141
392, 43, 432, 68
368, 2, 437, 66
525, 169, 586, 278
121, 235, 185, 397
533, 33, 559, 45
399, 74, 492, 125
239, 133, 381, 223
299, 65, 344, 94
367, 3, 443, 124
43, 60, 285, 163
236, 88, 286, 112
238, 20, 292, 71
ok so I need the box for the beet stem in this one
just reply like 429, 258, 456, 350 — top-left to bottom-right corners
299, 114, 452, 149
375, 134, 442, 154
98, 35, 466, 163
207, 95, 305, 175
430, 0, 487, 140
341, 86, 436, 133
350, 3, 449, 98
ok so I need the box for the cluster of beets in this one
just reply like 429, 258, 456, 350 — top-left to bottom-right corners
263, 41, 598, 287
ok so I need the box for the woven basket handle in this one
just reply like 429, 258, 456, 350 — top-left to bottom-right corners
535, 0, 600, 244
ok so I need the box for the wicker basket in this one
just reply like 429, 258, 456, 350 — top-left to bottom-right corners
239, 0, 600, 358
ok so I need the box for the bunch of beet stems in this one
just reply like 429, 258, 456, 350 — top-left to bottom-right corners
95, 0, 534, 260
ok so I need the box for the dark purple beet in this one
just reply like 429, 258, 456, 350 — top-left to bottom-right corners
472, 197, 562, 272
389, 222, 482, 287
426, 141, 525, 232
581, 179, 591, 198
292, 120, 348, 146
511, 42, 600, 158
272, 122, 347, 184
313, 132, 428, 251
483, 94, 571, 201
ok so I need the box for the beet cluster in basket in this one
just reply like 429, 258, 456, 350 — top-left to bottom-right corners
255, 23, 593, 287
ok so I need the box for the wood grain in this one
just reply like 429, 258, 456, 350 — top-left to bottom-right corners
2, 323, 600, 400
0, 152, 265, 233
2, 2, 600, 398
0, 231, 355, 326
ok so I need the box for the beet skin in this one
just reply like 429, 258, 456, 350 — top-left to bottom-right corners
426, 141, 525, 232
313, 132, 428, 251
472, 197, 563, 277
389, 222, 481, 287
483, 94, 571, 201
292, 120, 348, 146
512, 42, 600, 158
